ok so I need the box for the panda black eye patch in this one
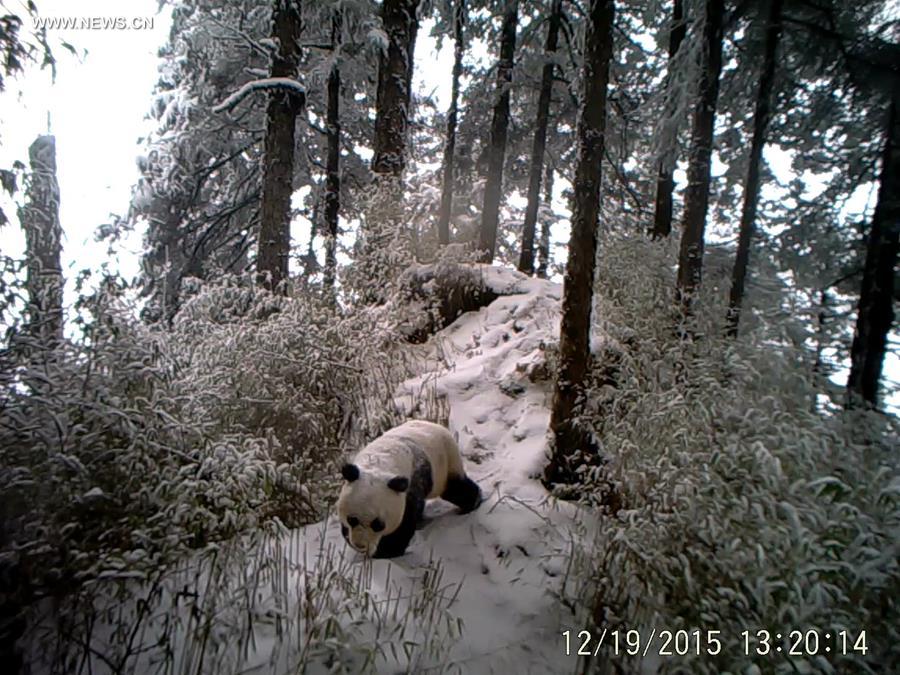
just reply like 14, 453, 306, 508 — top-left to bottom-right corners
371, 518, 385, 532
347, 516, 359, 528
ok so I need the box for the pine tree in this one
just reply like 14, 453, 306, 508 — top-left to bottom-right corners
723, 0, 897, 402
675, 0, 725, 308
649, 0, 687, 240
726, 0, 783, 337
537, 161, 555, 278
257, 0, 304, 293
478, 0, 518, 264
544, 0, 615, 488
350, 0, 421, 301
439, 0, 579, 265
323, 5, 342, 293
133, 1, 274, 320
131, 0, 378, 319
846, 83, 899, 409
518, 0, 562, 275
727, 2, 887, 402
436, 0, 465, 247
372, 0, 421, 178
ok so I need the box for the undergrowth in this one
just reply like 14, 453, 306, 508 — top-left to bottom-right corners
0, 269, 428, 669
21, 522, 463, 674
565, 231, 899, 674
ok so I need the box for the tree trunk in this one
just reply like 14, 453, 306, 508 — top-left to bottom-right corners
650, 0, 687, 240
518, 0, 562, 274
436, 0, 466, 247
811, 288, 830, 410
303, 184, 321, 277
726, 0, 783, 337
257, 0, 303, 293
543, 0, 615, 488
323, 6, 342, 292
675, 0, 725, 307
355, 0, 419, 303
846, 85, 900, 409
537, 162, 555, 279
372, 0, 420, 178
478, 0, 518, 264
21, 135, 63, 347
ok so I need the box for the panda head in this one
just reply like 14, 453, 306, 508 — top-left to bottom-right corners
337, 463, 408, 556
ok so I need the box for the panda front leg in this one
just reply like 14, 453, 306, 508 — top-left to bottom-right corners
373, 493, 424, 559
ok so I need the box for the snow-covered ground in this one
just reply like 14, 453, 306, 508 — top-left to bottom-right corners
26, 266, 597, 675
321, 265, 592, 673
388, 266, 585, 672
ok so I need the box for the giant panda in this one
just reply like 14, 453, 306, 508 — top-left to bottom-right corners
337, 420, 482, 558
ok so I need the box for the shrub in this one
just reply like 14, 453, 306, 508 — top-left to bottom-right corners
565, 231, 900, 674
0, 272, 412, 621
22, 525, 463, 674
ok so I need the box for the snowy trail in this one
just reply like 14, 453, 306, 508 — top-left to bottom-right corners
305, 267, 584, 673
380, 267, 585, 673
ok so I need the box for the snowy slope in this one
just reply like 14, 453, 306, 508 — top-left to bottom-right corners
387, 266, 585, 672
280, 265, 589, 674
28, 266, 592, 675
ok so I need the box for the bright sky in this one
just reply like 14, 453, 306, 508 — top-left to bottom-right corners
0, 0, 896, 408
0, 0, 170, 295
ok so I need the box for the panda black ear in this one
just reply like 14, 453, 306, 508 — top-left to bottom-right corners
341, 463, 360, 482
387, 476, 409, 493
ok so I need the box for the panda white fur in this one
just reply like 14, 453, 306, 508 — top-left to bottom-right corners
337, 420, 482, 558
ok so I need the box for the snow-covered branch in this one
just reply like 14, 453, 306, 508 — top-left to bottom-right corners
209, 18, 278, 60
212, 77, 306, 113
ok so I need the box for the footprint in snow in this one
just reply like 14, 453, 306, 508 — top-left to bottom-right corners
498, 377, 526, 397
464, 450, 489, 464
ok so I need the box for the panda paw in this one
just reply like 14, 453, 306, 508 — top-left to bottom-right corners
442, 476, 483, 514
